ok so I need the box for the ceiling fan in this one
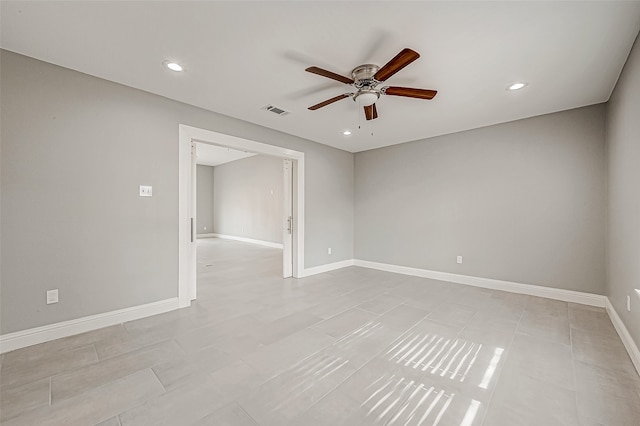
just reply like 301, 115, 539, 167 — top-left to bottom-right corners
305, 48, 437, 121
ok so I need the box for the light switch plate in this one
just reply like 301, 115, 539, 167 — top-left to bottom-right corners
139, 185, 153, 197
46, 289, 59, 304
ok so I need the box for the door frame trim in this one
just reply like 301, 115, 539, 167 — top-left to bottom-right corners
178, 124, 305, 308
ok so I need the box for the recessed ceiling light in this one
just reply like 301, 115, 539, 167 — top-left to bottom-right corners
507, 82, 527, 91
342, 130, 352, 136
163, 61, 183, 72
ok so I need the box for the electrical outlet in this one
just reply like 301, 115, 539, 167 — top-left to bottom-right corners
204, 226, 207, 231
457, 256, 463, 264
46, 289, 59, 305
627, 295, 631, 312
139, 185, 153, 197
328, 247, 332, 255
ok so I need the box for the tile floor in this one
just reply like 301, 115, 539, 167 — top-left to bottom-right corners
1, 238, 639, 425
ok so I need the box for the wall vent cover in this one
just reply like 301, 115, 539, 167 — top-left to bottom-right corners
262, 105, 290, 116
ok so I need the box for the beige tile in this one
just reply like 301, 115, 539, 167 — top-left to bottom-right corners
460, 315, 517, 348
356, 293, 407, 315
253, 311, 324, 345
238, 349, 356, 426
501, 333, 574, 391
151, 343, 235, 391
525, 296, 569, 317
576, 391, 640, 426
378, 380, 487, 426
0, 344, 98, 388
207, 360, 264, 398
241, 328, 336, 380
306, 297, 361, 320
174, 314, 265, 354
574, 360, 640, 426
51, 340, 184, 403
376, 304, 429, 332
402, 294, 447, 313
517, 310, 571, 345
119, 374, 229, 426
337, 358, 426, 425
193, 402, 258, 426
95, 417, 121, 426
571, 328, 637, 375
450, 286, 495, 309
427, 302, 478, 328
94, 308, 211, 361
3, 369, 165, 426
568, 304, 617, 337
483, 401, 580, 426
312, 308, 379, 339
0, 377, 50, 421
204, 332, 264, 357
486, 374, 581, 426
330, 320, 403, 369
476, 291, 528, 321
289, 388, 368, 426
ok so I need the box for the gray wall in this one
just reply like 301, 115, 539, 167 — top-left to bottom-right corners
355, 105, 606, 294
606, 35, 640, 346
0, 50, 354, 334
213, 155, 283, 244
196, 165, 214, 235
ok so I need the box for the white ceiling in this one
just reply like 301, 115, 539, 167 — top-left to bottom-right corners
1, 1, 639, 153
196, 142, 255, 167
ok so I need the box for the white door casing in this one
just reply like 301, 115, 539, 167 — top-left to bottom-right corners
178, 125, 305, 307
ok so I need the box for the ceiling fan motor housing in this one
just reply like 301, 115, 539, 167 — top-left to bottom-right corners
351, 64, 380, 88
352, 64, 381, 106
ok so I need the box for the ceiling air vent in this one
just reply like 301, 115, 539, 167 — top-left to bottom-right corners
262, 104, 290, 116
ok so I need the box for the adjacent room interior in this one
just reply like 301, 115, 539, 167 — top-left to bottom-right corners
1, 1, 640, 425
194, 142, 290, 282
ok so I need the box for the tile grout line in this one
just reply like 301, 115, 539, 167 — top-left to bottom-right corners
150, 366, 168, 394
569, 317, 582, 424
477, 295, 529, 426
237, 401, 262, 426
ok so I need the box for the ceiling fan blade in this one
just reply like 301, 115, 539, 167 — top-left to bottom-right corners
305, 66, 354, 85
374, 48, 420, 82
384, 86, 437, 100
308, 93, 351, 110
364, 103, 378, 120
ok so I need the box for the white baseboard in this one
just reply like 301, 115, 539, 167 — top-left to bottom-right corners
353, 260, 606, 308
605, 298, 640, 375
302, 259, 355, 277
211, 233, 283, 249
0, 298, 179, 354
196, 233, 216, 238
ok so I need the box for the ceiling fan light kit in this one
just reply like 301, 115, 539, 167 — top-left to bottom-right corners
354, 90, 379, 107
305, 48, 437, 121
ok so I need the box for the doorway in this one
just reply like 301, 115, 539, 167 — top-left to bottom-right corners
194, 145, 291, 273
178, 125, 305, 308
